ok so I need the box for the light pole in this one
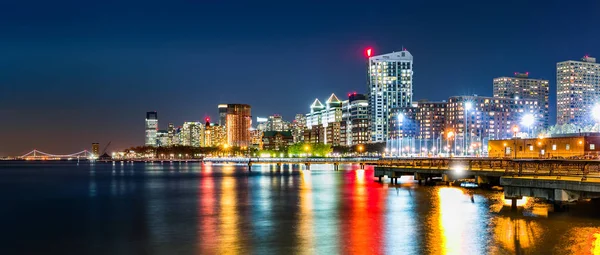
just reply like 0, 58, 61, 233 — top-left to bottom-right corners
464, 101, 472, 156
512, 125, 519, 159
398, 113, 404, 157
447, 131, 454, 156
521, 113, 535, 138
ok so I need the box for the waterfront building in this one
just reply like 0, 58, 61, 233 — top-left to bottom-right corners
493, 72, 549, 128
368, 49, 414, 143
266, 114, 290, 132
305, 94, 343, 146
225, 104, 252, 147
256, 117, 268, 131
342, 93, 370, 145
388, 106, 419, 155
92, 143, 99, 157
262, 131, 293, 151
218, 104, 228, 126
145, 111, 158, 146
156, 130, 169, 147
181, 122, 205, 147
167, 123, 175, 146
291, 114, 306, 143
415, 100, 447, 152
204, 122, 226, 147
446, 95, 540, 155
488, 133, 600, 159
250, 129, 263, 149
557, 56, 600, 126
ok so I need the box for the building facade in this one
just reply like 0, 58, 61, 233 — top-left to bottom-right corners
266, 114, 290, 132
488, 133, 600, 159
368, 50, 414, 143
388, 107, 419, 155
262, 131, 293, 151
145, 111, 158, 146
557, 56, 600, 126
343, 93, 370, 145
493, 72, 549, 128
218, 104, 228, 126
92, 143, 99, 157
225, 104, 252, 147
416, 100, 447, 147
446, 95, 540, 154
156, 130, 169, 147
181, 122, 205, 147
291, 114, 306, 143
305, 94, 343, 145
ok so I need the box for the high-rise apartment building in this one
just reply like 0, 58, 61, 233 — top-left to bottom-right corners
368, 50, 414, 143
557, 56, 600, 126
305, 94, 343, 145
145, 111, 158, 146
225, 104, 252, 147
291, 114, 306, 143
181, 122, 205, 147
266, 115, 290, 132
218, 104, 228, 126
416, 100, 447, 143
167, 123, 175, 146
493, 72, 549, 128
156, 130, 169, 147
91, 143, 100, 157
446, 95, 540, 154
342, 93, 370, 145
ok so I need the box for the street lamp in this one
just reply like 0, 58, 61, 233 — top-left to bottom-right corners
512, 125, 519, 159
464, 101, 472, 156
447, 131, 454, 156
357, 145, 364, 156
521, 113, 535, 138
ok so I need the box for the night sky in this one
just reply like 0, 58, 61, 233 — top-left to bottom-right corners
1, 1, 599, 156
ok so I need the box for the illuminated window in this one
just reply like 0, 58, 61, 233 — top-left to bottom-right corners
591, 144, 596, 150
552, 144, 557, 151
566, 144, 570, 150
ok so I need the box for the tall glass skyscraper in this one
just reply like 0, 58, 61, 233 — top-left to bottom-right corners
145, 111, 158, 146
367, 50, 414, 143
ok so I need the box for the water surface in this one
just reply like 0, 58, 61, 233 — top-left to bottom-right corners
1, 161, 599, 254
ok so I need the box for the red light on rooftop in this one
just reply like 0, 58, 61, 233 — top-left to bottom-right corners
366, 48, 372, 57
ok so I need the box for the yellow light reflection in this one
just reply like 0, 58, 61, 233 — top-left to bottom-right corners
438, 187, 466, 255
492, 217, 541, 252
218, 177, 239, 254
503, 196, 530, 207
297, 170, 314, 254
592, 233, 600, 255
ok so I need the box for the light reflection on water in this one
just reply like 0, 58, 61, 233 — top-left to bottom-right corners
0, 161, 600, 254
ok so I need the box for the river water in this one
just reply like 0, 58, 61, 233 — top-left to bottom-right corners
1, 161, 599, 255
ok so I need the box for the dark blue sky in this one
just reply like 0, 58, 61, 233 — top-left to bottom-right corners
1, 0, 599, 156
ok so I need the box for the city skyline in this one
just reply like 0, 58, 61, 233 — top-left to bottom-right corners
2, 1, 600, 156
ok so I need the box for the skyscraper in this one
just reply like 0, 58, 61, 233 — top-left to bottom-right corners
367, 49, 414, 143
493, 72, 549, 128
145, 111, 158, 146
305, 94, 343, 145
218, 104, 228, 126
342, 93, 370, 145
167, 123, 175, 146
557, 56, 600, 126
91, 143, 100, 157
225, 104, 252, 147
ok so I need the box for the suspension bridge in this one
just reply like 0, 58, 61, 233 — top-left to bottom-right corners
19, 149, 94, 160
